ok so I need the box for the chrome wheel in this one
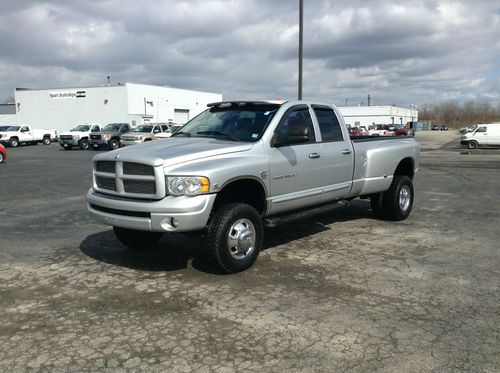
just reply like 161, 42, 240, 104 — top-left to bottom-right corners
399, 185, 411, 212
227, 218, 256, 260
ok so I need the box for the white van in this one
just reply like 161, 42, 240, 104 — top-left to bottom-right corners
461, 123, 500, 149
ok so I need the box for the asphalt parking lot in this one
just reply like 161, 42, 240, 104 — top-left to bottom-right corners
0, 134, 499, 372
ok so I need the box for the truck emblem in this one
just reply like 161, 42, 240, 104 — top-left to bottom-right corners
115, 154, 120, 159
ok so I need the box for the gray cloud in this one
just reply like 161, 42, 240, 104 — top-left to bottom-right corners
0, 0, 499, 107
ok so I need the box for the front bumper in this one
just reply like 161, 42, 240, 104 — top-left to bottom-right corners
120, 139, 143, 146
460, 141, 469, 146
90, 139, 109, 148
59, 139, 79, 146
87, 188, 216, 232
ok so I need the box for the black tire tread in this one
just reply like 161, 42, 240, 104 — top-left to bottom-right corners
205, 203, 263, 274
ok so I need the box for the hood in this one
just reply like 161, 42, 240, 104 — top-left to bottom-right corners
61, 130, 87, 136
93, 137, 253, 167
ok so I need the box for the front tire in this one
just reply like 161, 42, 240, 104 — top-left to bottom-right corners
9, 138, 19, 147
42, 136, 51, 145
109, 139, 119, 150
206, 203, 263, 273
79, 139, 90, 150
63, 145, 73, 150
113, 227, 163, 249
468, 141, 478, 149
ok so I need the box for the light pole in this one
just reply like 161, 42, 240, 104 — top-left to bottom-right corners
298, 0, 303, 100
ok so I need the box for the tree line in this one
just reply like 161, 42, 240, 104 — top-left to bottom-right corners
419, 101, 500, 128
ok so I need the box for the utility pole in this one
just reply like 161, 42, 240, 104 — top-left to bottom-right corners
367, 94, 371, 106
298, 0, 303, 100
345, 98, 348, 106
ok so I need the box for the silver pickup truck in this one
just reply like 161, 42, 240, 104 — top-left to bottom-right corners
87, 101, 420, 273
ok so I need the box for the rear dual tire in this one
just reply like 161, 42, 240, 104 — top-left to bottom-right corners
371, 175, 414, 221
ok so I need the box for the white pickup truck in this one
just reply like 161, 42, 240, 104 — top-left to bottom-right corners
0, 125, 57, 147
87, 100, 420, 273
59, 123, 101, 150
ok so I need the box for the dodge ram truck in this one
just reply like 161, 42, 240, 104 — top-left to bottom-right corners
87, 100, 420, 273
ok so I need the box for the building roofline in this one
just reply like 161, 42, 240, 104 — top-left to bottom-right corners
15, 82, 221, 96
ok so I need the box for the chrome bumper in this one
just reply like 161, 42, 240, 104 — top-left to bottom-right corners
87, 188, 216, 232
59, 139, 79, 146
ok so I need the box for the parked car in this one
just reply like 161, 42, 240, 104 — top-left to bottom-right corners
59, 123, 101, 150
393, 124, 415, 136
348, 125, 361, 137
358, 126, 370, 136
120, 124, 163, 146
431, 124, 440, 131
87, 100, 420, 273
376, 124, 397, 136
0, 125, 57, 147
155, 124, 183, 139
0, 143, 6, 163
89, 123, 131, 150
440, 125, 448, 131
460, 123, 500, 149
459, 124, 477, 133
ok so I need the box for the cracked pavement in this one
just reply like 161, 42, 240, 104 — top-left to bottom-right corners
0, 138, 499, 372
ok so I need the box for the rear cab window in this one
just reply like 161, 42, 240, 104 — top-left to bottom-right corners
312, 106, 344, 142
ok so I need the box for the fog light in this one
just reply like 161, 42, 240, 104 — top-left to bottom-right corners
171, 218, 180, 228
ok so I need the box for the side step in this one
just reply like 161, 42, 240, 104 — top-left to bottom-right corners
263, 200, 349, 228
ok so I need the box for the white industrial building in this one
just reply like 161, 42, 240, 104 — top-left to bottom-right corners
338, 105, 418, 127
12, 83, 222, 133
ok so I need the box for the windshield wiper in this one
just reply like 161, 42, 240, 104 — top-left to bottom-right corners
172, 131, 191, 137
196, 131, 239, 141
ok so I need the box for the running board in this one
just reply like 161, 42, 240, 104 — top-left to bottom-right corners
263, 200, 349, 228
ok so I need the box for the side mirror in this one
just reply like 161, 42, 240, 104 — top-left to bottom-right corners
273, 124, 310, 147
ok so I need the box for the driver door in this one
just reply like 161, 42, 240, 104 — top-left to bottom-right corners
268, 105, 323, 215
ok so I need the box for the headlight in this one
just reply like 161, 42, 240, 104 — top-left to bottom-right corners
74, 135, 80, 140
102, 134, 110, 140
135, 136, 142, 141
167, 176, 210, 196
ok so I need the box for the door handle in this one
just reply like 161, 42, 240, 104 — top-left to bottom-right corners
341, 149, 351, 155
309, 153, 321, 159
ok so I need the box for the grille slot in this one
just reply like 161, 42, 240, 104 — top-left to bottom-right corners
123, 180, 157, 194
96, 176, 116, 191
90, 204, 150, 218
96, 161, 115, 173
60, 135, 73, 140
123, 162, 154, 176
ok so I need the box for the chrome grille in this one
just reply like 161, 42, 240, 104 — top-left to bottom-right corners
123, 180, 156, 194
60, 135, 73, 140
90, 134, 101, 140
123, 162, 154, 176
93, 159, 164, 199
96, 176, 116, 191
96, 161, 115, 173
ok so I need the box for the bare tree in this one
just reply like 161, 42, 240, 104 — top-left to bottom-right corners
419, 101, 500, 128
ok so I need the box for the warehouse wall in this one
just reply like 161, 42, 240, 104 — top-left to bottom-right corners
126, 83, 222, 124
338, 105, 418, 127
15, 86, 128, 133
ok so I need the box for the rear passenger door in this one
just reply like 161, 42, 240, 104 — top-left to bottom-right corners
312, 105, 354, 202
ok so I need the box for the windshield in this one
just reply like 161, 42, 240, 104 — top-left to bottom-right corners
7, 126, 20, 131
73, 125, 91, 132
173, 103, 280, 142
103, 123, 122, 132
132, 125, 153, 133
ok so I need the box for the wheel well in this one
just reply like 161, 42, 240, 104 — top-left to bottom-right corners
395, 158, 415, 180
213, 179, 267, 215
43, 134, 51, 138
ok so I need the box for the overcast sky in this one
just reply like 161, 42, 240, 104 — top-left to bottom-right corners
1, 0, 499, 107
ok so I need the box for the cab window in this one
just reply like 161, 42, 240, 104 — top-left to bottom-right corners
274, 107, 315, 145
313, 107, 343, 142
21, 126, 29, 132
